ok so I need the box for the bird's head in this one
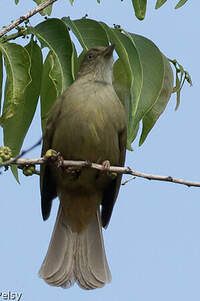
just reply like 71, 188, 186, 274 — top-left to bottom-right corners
78, 45, 115, 84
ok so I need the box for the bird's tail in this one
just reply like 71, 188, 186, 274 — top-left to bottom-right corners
39, 205, 111, 289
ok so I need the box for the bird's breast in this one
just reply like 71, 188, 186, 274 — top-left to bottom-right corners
51, 81, 125, 165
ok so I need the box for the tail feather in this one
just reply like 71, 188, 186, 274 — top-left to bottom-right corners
39, 206, 75, 288
75, 210, 111, 289
39, 206, 111, 289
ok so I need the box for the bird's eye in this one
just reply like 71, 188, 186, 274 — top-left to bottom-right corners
87, 54, 94, 60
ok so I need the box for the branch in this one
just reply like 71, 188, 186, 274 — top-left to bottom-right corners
0, 0, 58, 38
2, 157, 200, 188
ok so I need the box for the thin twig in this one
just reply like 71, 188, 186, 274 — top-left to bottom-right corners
0, 0, 58, 38
121, 176, 136, 185
3, 137, 43, 167
2, 157, 200, 188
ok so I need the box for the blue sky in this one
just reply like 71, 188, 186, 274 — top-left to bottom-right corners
0, 1, 200, 300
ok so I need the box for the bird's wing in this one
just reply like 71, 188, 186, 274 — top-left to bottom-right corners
40, 96, 64, 220
101, 127, 127, 228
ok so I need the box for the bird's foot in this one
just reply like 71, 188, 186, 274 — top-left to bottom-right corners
44, 149, 65, 169
66, 166, 81, 173
44, 149, 63, 167
102, 160, 117, 179
102, 160, 110, 170
56, 153, 64, 168
65, 166, 81, 180
101, 160, 111, 176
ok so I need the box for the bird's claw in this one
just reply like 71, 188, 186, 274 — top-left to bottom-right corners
102, 160, 110, 170
56, 153, 64, 168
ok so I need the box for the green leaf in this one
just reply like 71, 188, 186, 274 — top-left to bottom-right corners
174, 69, 182, 110
11, 165, 19, 183
0, 53, 3, 110
69, 0, 74, 4
33, 0, 53, 16
23, 39, 42, 136
28, 18, 73, 94
113, 59, 131, 122
169, 58, 191, 110
0, 42, 31, 155
155, 0, 168, 9
113, 58, 138, 150
175, 0, 188, 9
0, 40, 42, 158
126, 33, 164, 132
62, 17, 109, 50
40, 52, 58, 132
131, 0, 147, 20
102, 27, 143, 148
71, 42, 78, 79
139, 55, 173, 145
15, 0, 19, 4
0, 42, 32, 180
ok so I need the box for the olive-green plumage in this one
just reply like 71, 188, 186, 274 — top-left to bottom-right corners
39, 45, 127, 289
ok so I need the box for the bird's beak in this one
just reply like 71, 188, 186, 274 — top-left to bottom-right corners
102, 44, 115, 58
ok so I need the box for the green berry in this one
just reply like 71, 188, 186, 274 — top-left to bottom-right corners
23, 164, 36, 176
29, 165, 36, 172
0, 146, 12, 161
23, 168, 32, 176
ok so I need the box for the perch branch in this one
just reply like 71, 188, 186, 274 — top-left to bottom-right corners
0, 0, 58, 38
2, 157, 200, 188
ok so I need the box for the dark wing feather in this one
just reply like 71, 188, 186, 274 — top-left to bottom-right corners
40, 127, 57, 220
101, 128, 127, 228
40, 97, 63, 220
41, 165, 57, 220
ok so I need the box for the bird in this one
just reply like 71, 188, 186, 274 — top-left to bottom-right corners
39, 44, 127, 290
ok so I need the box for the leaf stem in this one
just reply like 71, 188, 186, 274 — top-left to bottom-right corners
1, 29, 28, 43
